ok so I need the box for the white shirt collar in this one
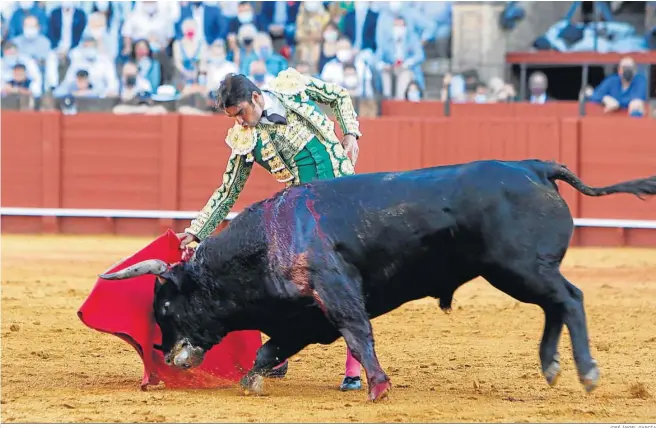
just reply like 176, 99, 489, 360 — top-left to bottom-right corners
259, 91, 287, 125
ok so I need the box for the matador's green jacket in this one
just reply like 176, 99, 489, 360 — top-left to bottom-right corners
185, 68, 362, 240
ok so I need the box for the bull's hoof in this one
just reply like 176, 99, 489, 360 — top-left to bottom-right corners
543, 354, 561, 386
240, 373, 264, 396
580, 361, 600, 393
368, 380, 392, 402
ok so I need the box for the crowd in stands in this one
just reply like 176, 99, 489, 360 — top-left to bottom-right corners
0, 1, 650, 117
0, 0, 453, 112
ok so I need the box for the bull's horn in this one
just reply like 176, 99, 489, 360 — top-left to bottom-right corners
99, 259, 168, 280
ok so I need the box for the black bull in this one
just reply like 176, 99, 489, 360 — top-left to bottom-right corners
100, 159, 656, 401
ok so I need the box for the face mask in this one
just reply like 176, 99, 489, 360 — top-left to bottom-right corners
23, 26, 38, 38
238, 11, 253, 23
191, 1, 203, 7
20, 1, 34, 10
81, 47, 97, 61
253, 73, 265, 82
407, 89, 421, 102
465, 82, 477, 92
143, 4, 157, 14
304, 1, 320, 13
393, 26, 406, 39
323, 31, 338, 42
529, 86, 545, 96
90, 27, 105, 39
629, 110, 643, 118
185, 30, 196, 39
622, 68, 634, 81
3, 54, 17, 65
95, 1, 109, 12
61, 1, 75, 9
336, 49, 352, 63
125, 75, 137, 86
242, 38, 253, 47
198, 73, 207, 86
389, 2, 402, 12
355, 1, 369, 12
258, 47, 272, 58
343, 75, 358, 88
474, 94, 487, 103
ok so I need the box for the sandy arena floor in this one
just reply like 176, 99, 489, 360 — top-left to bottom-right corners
1, 234, 655, 423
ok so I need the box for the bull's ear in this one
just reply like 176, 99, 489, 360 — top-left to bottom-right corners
159, 269, 185, 293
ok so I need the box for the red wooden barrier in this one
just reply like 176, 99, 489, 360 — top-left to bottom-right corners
1, 111, 654, 246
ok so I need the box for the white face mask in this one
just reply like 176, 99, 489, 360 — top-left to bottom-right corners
95, 1, 109, 12
20, 1, 34, 10
343, 75, 358, 88
407, 89, 421, 102
474, 94, 487, 103
336, 49, 352, 63
23, 26, 38, 38
238, 11, 253, 23
323, 31, 338, 43
89, 27, 105, 39
304, 1, 321, 13
143, 3, 158, 14
389, 2, 402, 12
393, 26, 406, 39
61, 1, 75, 9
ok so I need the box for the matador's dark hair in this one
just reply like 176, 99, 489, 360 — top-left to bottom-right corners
216, 73, 261, 110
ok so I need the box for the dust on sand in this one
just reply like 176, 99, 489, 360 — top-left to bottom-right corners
2, 235, 655, 422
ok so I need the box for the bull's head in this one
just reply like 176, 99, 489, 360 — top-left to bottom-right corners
99, 259, 225, 370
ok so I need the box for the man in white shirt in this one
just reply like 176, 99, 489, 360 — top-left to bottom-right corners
55, 36, 119, 97
121, 1, 175, 55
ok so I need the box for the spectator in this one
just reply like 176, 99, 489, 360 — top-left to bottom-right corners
341, 62, 360, 97
173, 18, 207, 87
376, 2, 436, 46
1, 40, 42, 96
254, 32, 288, 76
294, 60, 313, 77
318, 21, 340, 72
340, 0, 378, 53
473, 83, 488, 103
405, 80, 423, 102
8, 1, 48, 39
589, 56, 647, 116
227, 1, 264, 36
118, 61, 153, 102
528, 72, 549, 104
320, 37, 354, 83
48, 1, 87, 56
412, 1, 452, 44
205, 39, 238, 91
71, 69, 100, 97
259, 1, 299, 48
376, 16, 425, 100
2, 63, 38, 98
248, 59, 274, 88
236, 23, 259, 75
132, 39, 162, 94
11, 14, 51, 64
121, 1, 175, 60
83, 11, 118, 61
295, 1, 331, 71
176, 1, 226, 45
56, 36, 119, 97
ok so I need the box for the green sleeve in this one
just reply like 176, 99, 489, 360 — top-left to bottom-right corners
185, 153, 253, 240
303, 75, 362, 139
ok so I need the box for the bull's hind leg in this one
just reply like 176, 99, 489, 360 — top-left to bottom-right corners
482, 266, 600, 393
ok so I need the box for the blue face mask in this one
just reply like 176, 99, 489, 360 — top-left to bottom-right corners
253, 73, 265, 82
258, 47, 272, 58
629, 110, 644, 118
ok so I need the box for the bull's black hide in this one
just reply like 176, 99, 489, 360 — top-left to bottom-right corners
101, 159, 656, 401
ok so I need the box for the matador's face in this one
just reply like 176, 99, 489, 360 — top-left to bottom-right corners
224, 91, 265, 128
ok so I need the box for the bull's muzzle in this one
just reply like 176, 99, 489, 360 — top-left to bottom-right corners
164, 339, 205, 369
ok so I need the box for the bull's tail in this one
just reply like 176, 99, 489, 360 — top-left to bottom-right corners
539, 161, 656, 200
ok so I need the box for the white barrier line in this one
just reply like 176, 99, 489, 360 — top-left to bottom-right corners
0, 207, 655, 229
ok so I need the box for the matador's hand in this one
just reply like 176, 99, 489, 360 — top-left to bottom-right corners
176, 232, 198, 249
342, 134, 359, 167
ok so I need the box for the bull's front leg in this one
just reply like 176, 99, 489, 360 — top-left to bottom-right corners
239, 337, 307, 396
339, 321, 392, 402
